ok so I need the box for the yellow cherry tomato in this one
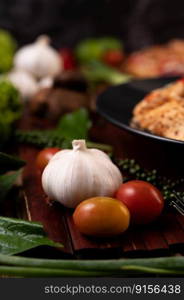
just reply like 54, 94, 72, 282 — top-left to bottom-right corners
73, 197, 130, 237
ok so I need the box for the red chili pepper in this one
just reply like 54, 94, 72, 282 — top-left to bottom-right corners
102, 49, 124, 67
59, 48, 76, 70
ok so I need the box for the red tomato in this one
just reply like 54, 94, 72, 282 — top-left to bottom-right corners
60, 48, 76, 70
36, 148, 60, 172
102, 49, 124, 67
115, 180, 164, 224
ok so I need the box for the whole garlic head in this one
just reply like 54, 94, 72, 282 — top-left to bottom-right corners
42, 140, 123, 208
14, 35, 62, 79
8, 69, 39, 99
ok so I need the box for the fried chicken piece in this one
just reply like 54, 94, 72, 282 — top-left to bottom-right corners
132, 79, 184, 141
125, 39, 184, 78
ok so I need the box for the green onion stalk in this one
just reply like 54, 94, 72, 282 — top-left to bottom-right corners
0, 254, 184, 277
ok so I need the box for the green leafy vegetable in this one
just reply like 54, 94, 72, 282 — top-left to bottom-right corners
0, 80, 22, 147
0, 152, 25, 174
0, 152, 25, 204
0, 170, 21, 203
82, 60, 131, 85
0, 120, 11, 147
0, 29, 17, 73
75, 37, 122, 64
0, 80, 22, 123
57, 108, 92, 141
0, 217, 62, 255
76, 37, 130, 85
15, 108, 112, 152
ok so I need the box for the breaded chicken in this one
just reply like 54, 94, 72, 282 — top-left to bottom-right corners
132, 79, 184, 141
125, 40, 184, 78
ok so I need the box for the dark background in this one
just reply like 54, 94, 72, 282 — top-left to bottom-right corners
0, 0, 184, 51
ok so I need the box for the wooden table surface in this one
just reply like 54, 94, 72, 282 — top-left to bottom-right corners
12, 109, 184, 259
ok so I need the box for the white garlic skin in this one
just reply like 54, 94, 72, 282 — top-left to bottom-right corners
14, 35, 62, 79
42, 140, 123, 208
8, 69, 39, 99
38, 76, 53, 89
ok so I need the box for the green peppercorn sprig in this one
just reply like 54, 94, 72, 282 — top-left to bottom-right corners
15, 130, 67, 148
117, 158, 184, 203
15, 129, 113, 153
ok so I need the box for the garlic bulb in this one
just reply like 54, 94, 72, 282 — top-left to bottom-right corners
42, 140, 123, 208
14, 35, 62, 79
38, 76, 53, 89
8, 69, 39, 99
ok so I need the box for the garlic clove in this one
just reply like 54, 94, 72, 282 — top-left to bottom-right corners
14, 35, 62, 79
8, 69, 39, 100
